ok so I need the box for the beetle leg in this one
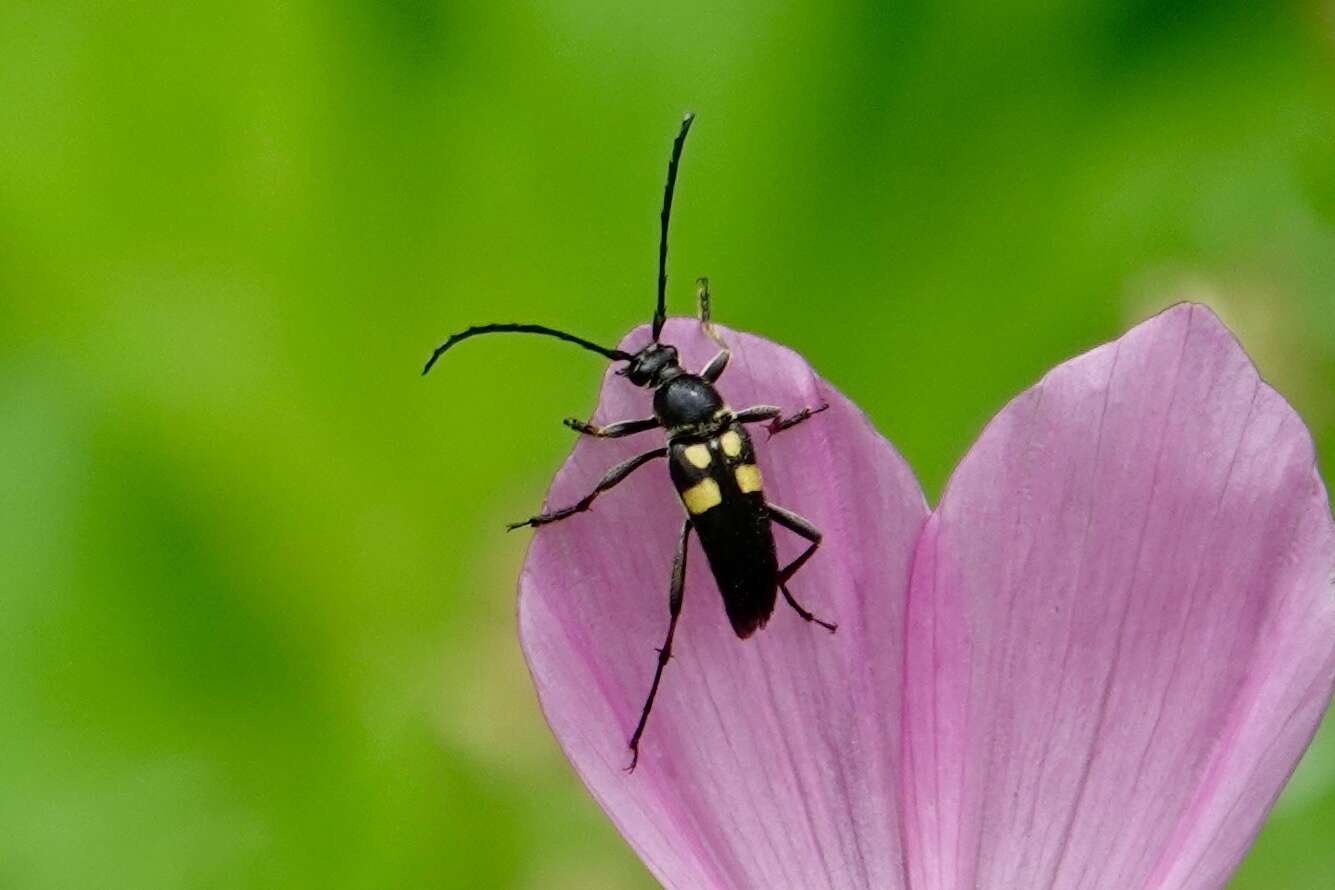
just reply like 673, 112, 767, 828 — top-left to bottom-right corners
769, 503, 822, 582
628, 518, 692, 772
697, 278, 731, 383
701, 349, 730, 383
768, 504, 837, 632
508, 447, 667, 530
734, 404, 782, 424
734, 403, 829, 435
767, 403, 830, 437
779, 582, 837, 633
563, 415, 659, 438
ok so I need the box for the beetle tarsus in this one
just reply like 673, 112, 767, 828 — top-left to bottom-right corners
780, 581, 838, 633
767, 402, 830, 438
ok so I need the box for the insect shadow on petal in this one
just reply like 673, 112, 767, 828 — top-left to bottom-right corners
424, 113, 836, 771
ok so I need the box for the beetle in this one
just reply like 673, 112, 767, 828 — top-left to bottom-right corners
424, 113, 836, 770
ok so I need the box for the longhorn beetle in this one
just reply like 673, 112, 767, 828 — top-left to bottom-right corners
423, 113, 836, 771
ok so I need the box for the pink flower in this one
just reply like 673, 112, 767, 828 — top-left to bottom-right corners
518, 303, 1335, 889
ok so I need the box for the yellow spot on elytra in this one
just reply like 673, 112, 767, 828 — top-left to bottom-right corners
720, 430, 743, 457
682, 478, 722, 514
684, 444, 712, 469
735, 464, 762, 493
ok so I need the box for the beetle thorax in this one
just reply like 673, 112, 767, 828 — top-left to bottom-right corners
654, 374, 726, 433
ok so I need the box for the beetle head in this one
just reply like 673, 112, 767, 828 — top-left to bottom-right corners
619, 342, 682, 388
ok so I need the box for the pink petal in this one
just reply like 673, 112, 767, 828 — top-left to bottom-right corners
901, 303, 1335, 890
519, 318, 928, 889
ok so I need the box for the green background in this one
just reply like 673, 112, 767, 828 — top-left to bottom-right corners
2, 1, 1333, 887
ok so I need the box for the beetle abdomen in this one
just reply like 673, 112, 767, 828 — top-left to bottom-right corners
694, 497, 778, 637
669, 423, 779, 637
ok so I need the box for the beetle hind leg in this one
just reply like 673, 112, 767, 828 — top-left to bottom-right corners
779, 581, 837, 633
627, 519, 692, 772
768, 503, 837, 633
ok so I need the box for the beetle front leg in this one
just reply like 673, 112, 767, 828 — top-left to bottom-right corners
697, 277, 731, 383
563, 416, 659, 438
700, 349, 729, 383
628, 518, 692, 772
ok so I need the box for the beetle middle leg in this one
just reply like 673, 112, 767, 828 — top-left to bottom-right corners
628, 518, 692, 772
768, 503, 837, 632
508, 447, 667, 530
768, 403, 829, 436
735, 403, 830, 437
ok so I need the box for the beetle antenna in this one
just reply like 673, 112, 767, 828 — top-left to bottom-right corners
652, 112, 696, 342
422, 324, 632, 376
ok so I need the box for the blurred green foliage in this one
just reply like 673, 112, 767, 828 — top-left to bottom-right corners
2, 1, 1333, 887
